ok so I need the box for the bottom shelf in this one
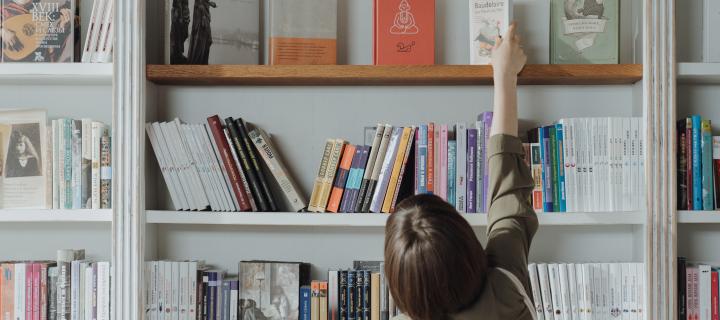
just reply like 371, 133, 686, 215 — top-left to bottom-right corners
146, 210, 645, 227
0, 209, 112, 222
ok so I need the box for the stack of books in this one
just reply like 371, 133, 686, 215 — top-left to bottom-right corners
0, 249, 111, 320
81, 0, 115, 63
528, 262, 645, 320
146, 116, 305, 212
677, 115, 720, 211
677, 257, 720, 320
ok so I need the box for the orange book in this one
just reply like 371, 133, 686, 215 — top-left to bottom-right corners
382, 127, 413, 213
373, 0, 435, 65
426, 123, 435, 193
327, 145, 357, 213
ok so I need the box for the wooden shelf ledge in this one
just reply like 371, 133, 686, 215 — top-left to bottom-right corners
146, 64, 642, 86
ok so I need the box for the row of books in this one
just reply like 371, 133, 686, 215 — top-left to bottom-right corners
165, 0, 620, 66
146, 116, 305, 212
49, 119, 112, 210
677, 116, 720, 211
528, 262, 645, 320
526, 118, 645, 213
0, 0, 112, 63
677, 258, 720, 320
0, 249, 111, 320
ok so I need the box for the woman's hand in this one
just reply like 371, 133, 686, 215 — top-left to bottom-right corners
490, 22, 527, 82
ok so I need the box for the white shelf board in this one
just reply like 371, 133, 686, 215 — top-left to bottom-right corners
678, 211, 720, 223
0, 63, 112, 85
146, 210, 645, 227
678, 63, 720, 84
0, 209, 112, 222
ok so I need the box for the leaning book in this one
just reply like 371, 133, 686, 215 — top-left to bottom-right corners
550, 0, 619, 64
1, 0, 76, 62
0, 109, 48, 208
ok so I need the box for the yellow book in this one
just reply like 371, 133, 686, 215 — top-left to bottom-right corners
371, 273, 380, 320
382, 127, 413, 213
311, 281, 320, 320
318, 139, 346, 212
308, 140, 335, 212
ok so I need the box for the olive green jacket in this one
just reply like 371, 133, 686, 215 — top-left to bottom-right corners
394, 134, 539, 320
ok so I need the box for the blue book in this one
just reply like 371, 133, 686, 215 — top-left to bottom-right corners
347, 271, 356, 320
540, 127, 554, 212
692, 115, 703, 209
701, 120, 714, 210
555, 123, 567, 212
363, 270, 371, 320
356, 270, 364, 320
221, 280, 231, 320
299, 286, 312, 320
339, 270, 348, 320
448, 140, 457, 207
417, 125, 428, 194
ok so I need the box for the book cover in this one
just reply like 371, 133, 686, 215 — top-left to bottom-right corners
310, 282, 320, 320
1, 0, 75, 62
702, 120, 714, 210
369, 127, 402, 213
467, 128, 477, 213
692, 115, 703, 209
347, 271, 356, 320
550, 0, 619, 64
439, 124, 449, 201
679, 120, 688, 210
340, 146, 363, 213
166, 0, 259, 64
373, 0, 434, 65
267, 0, 337, 64
548, 126, 560, 210
415, 125, 428, 195
319, 139, 346, 212
426, 123, 435, 194
447, 140, 457, 207
357, 125, 391, 213
339, 271, 348, 320
555, 123, 567, 212
328, 144, 356, 213
382, 127, 412, 213
469, 0, 512, 64
540, 126, 554, 212
346, 146, 370, 213
362, 271, 370, 320
239, 261, 310, 320
476, 120, 485, 212
355, 270, 363, 320
300, 285, 311, 320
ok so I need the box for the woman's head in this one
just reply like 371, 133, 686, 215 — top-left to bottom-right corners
384, 194, 488, 320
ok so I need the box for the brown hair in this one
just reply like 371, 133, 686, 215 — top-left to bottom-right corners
384, 194, 488, 320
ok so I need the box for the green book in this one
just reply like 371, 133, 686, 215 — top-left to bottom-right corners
549, 126, 560, 209
550, 0, 619, 64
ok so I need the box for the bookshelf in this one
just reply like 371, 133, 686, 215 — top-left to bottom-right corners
0, 209, 112, 222
677, 63, 720, 84
0, 63, 113, 85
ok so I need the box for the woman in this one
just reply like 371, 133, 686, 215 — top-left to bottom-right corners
5, 129, 41, 177
384, 23, 537, 320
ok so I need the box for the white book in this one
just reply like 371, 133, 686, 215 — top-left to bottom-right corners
71, 260, 80, 320
145, 262, 154, 320
370, 128, 403, 213
81, 119, 93, 208
147, 123, 186, 210
621, 263, 631, 320
621, 118, 631, 211
528, 264, 546, 320
469, 0, 512, 64
559, 120, 572, 212
171, 120, 210, 210
171, 262, 180, 319
84, 265, 93, 320
15, 263, 25, 320
82, 0, 107, 62
568, 263, 580, 320
548, 264, 563, 319
638, 118, 645, 209
52, 120, 60, 209
71, 120, 83, 209
576, 119, 586, 212
587, 119, 597, 212
77, 262, 86, 320
157, 261, 166, 320
97, 262, 110, 320
456, 123, 467, 212
538, 264, 554, 320
188, 262, 198, 320
558, 264, 572, 320
601, 263, 610, 320
179, 262, 189, 320
575, 264, 587, 320
635, 118, 643, 210
706, 0, 720, 62
203, 124, 239, 211
181, 124, 221, 211
93, 0, 114, 63
91, 122, 104, 209
230, 283, 239, 320
160, 122, 200, 210
602, 118, 610, 212
192, 125, 231, 211
635, 263, 644, 320
610, 263, 622, 319
58, 119, 68, 209
582, 264, 594, 320
700, 265, 711, 320
163, 261, 173, 319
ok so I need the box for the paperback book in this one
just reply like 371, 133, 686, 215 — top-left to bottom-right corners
550, 0, 619, 64
1, 0, 76, 62
266, 0, 337, 65
469, 0, 512, 65
373, 0, 435, 65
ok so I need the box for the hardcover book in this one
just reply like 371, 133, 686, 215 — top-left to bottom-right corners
469, 0, 512, 65
373, 0, 435, 65
550, 0, 619, 64
1, 0, 76, 62
239, 261, 310, 320
267, 0, 337, 65
165, 0, 260, 64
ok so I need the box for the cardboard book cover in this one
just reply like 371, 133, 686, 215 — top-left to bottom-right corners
239, 261, 310, 320
373, 0, 434, 65
469, 0, 512, 65
551, 0, 619, 64
1, 0, 76, 62
166, 0, 260, 64
267, 0, 337, 65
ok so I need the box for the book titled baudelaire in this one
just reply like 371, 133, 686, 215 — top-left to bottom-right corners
1, 0, 76, 62
550, 0, 619, 64
469, 0, 512, 65
266, 0, 337, 65
373, 0, 435, 65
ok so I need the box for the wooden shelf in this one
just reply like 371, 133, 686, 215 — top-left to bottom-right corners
146, 210, 645, 227
0, 63, 112, 85
146, 64, 643, 86
0, 209, 112, 222
678, 62, 720, 84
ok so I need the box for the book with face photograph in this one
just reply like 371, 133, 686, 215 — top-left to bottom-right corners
239, 261, 310, 320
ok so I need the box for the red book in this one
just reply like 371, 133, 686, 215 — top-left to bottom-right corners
206, 115, 252, 211
373, 0, 435, 65
39, 264, 47, 320
688, 117, 694, 210
32, 263, 40, 320
25, 264, 32, 320
713, 271, 719, 320
427, 123, 435, 194
327, 145, 357, 213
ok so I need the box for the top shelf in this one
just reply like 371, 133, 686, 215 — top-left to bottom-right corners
0, 63, 113, 85
146, 64, 643, 86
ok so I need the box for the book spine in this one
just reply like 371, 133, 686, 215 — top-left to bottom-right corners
16, 264, 25, 320
426, 123, 435, 194
467, 128, 477, 213
347, 146, 370, 213
235, 118, 278, 211
549, 126, 560, 210
91, 122, 102, 209
433, 125, 441, 201
693, 115, 703, 209
320, 281, 329, 320
227, 126, 258, 211
439, 125, 449, 201
476, 120, 485, 212
81, 119, 92, 208
688, 117, 694, 210
555, 123, 567, 212
40, 264, 48, 320
99, 133, 112, 209
339, 271, 348, 320
328, 271, 339, 320
714, 137, 720, 210
225, 118, 270, 211
311, 282, 320, 320
71, 120, 82, 209
679, 120, 689, 209
347, 271, 355, 320
363, 271, 370, 320
447, 141, 457, 207
309, 140, 335, 212
388, 128, 417, 213
382, 127, 413, 213
701, 265, 712, 320
481, 112, 493, 212
206, 116, 252, 211
530, 142, 543, 211
355, 125, 387, 213
26, 264, 33, 320
713, 270, 719, 320
328, 145, 357, 213
340, 147, 363, 213
299, 286, 311, 320
361, 125, 393, 212
679, 258, 687, 320
320, 140, 347, 212
369, 128, 402, 213
64, 119, 73, 209
417, 125, 428, 195
702, 120, 715, 210
355, 271, 363, 320
455, 123, 467, 212
540, 127, 554, 212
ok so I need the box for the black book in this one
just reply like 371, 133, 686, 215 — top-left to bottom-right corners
359, 181, 378, 213
354, 180, 371, 213
225, 117, 270, 211
347, 271, 356, 320
678, 120, 688, 210
362, 270, 370, 320
339, 270, 348, 320
678, 257, 687, 320
235, 118, 278, 211
356, 270, 364, 320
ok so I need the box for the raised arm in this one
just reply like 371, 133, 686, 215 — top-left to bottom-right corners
484, 23, 538, 291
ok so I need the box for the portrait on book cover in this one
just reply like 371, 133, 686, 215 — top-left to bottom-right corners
240, 262, 301, 320
4, 123, 42, 178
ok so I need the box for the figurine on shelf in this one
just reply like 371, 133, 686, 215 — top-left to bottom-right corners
188, 0, 217, 64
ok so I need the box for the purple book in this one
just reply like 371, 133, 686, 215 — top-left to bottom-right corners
345, 146, 370, 213
481, 112, 493, 212
340, 146, 363, 213
467, 129, 478, 213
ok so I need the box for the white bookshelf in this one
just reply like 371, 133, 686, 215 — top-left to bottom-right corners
0, 209, 112, 222
678, 63, 720, 84
0, 63, 113, 85
678, 211, 720, 224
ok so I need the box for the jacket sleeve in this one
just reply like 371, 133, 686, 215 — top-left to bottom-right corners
484, 134, 539, 293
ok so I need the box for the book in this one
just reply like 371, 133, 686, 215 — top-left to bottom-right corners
266, 0, 337, 64
81, 0, 108, 62
300, 285, 311, 320
427, 123, 435, 195
415, 125, 428, 195
467, 128, 477, 213
714, 137, 720, 209
328, 145, 357, 213
688, 117, 694, 210
537, 264, 553, 320
369, 127, 402, 213
309, 140, 335, 212
318, 139, 347, 212
679, 257, 687, 320
550, 0, 619, 64
342, 146, 370, 213
480, 112, 493, 212
679, 120, 689, 209
702, 120, 714, 210
381, 127, 413, 213
356, 125, 391, 213
388, 128, 416, 213
455, 123, 467, 213
527, 264, 545, 320
539, 127, 554, 212
239, 261, 310, 320
226, 117, 271, 211
235, 118, 278, 211
693, 115, 703, 209
555, 123, 567, 212
439, 124, 448, 201
373, 0, 435, 65
447, 140, 457, 207
469, 0, 512, 64
1, 0, 76, 62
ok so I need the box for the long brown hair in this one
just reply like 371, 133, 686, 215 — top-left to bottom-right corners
384, 194, 488, 319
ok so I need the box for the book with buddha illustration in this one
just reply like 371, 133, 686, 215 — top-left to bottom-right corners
550, 0, 619, 64
469, 0, 513, 65
373, 0, 435, 65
